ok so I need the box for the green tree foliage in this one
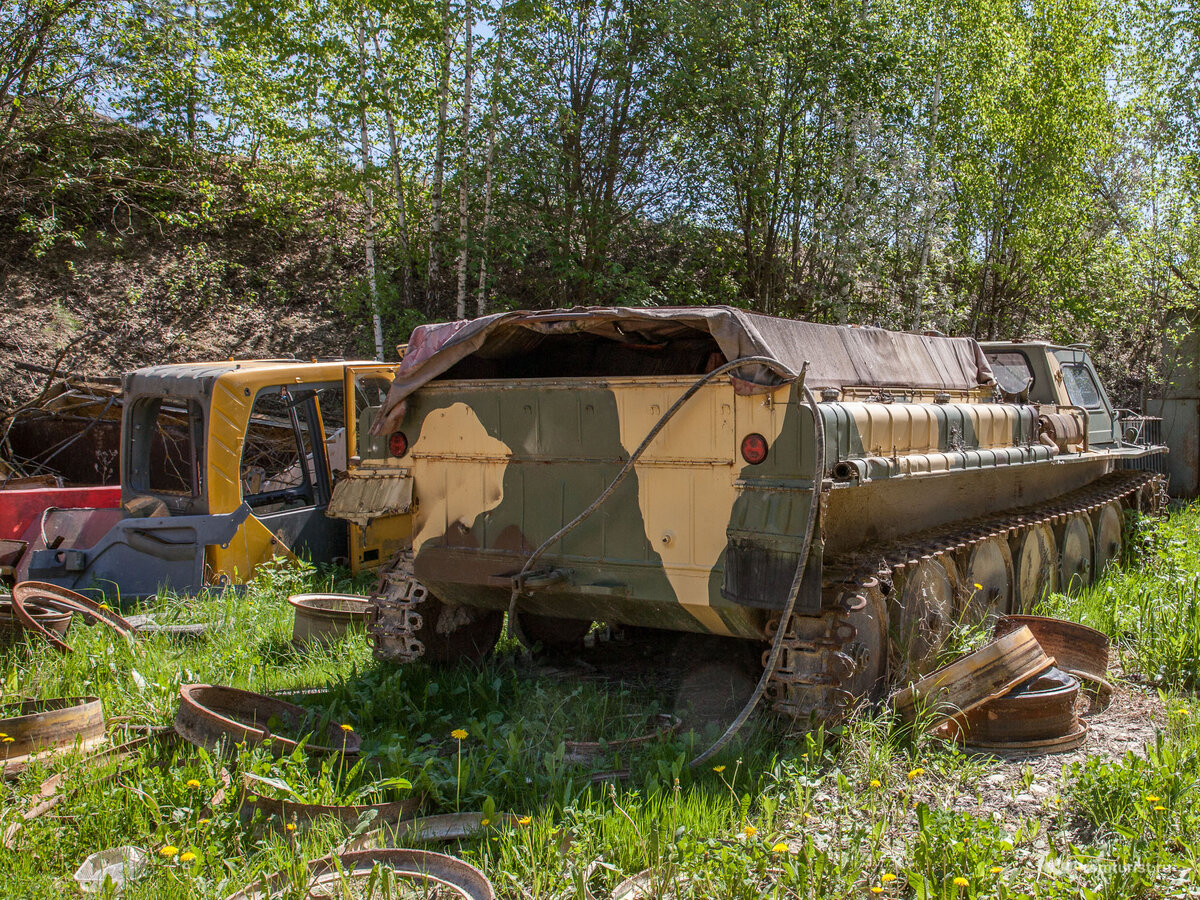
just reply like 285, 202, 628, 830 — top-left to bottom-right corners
3, 0, 1199, 390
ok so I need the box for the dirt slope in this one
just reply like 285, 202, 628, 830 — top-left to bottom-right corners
0, 116, 371, 410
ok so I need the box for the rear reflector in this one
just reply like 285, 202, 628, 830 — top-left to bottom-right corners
388, 432, 409, 458
741, 433, 768, 465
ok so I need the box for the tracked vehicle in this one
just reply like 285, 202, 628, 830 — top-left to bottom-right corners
332, 308, 1165, 723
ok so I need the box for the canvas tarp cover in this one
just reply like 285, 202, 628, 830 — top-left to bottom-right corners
374, 307, 994, 435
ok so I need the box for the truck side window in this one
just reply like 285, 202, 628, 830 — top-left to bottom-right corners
241, 388, 318, 510
354, 375, 394, 460
1060, 364, 1103, 410
129, 397, 204, 497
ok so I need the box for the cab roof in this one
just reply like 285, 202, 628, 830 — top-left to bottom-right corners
124, 359, 375, 400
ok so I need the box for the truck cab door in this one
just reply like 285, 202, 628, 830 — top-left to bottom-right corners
1052, 349, 1117, 447
238, 382, 348, 566
327, 364, 411, 573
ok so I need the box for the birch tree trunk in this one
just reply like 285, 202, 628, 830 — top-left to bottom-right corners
454, 0, 474, 319
915, 49, 942, 330
476, 4, 505, 316
356, 20, 384, 360
427, 0, 453, 313
370, 30, 412, 310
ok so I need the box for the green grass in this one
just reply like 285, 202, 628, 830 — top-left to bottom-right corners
3, 509, 1200, 897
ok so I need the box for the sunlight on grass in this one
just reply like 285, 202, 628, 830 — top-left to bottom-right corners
4, 507, 1200, 897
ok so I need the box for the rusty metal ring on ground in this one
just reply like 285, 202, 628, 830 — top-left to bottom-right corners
963, 718, 1089, 757
239, 772, 422, 830
288, 593, 371, 645
223, 848, 495, 900
11, 582, 134, 653
954, 667, 1080, 744
564, 713, 682, 764
0, 696, 106, 778
174, 684, 361, 757
892, 625, 1053, 729
0, 596, 73, 647
994, 614, 1110, 686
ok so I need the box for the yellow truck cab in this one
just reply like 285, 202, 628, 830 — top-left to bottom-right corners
21, 359, 385, 596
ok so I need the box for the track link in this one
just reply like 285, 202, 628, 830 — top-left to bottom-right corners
766, 470, 1166, 723
367, 548, 428, 663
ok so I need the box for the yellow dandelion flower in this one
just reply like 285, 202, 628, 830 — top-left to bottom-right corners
803, 812, 814, 821
185, 779, 201, 788
0, 732, 6, 738
973, 583, 983, 590
713, 765, 726, 773
870, 887, 883, 895
339, 723, 354, 733
907, 767, 924, 780
480, 818, 491, 826
1155, 805, 1167, 811
198, 818, 211, 825
1176, 708, 1190, 716
990, 867, 1002, 874
771, 842, 789, 853
882, 873, 896, 882
285, 823, 297, 832
180, 851, 196, 863
870, 779, 882, 788
518, 816, 532, 826
159, 845, 178, 857
451, 728, 468, 740
953, 877, 969, 887
1146, 794, 1161, 802
743, 824, 757, 837
2, 737, 13, 744
99, 603, 111, 610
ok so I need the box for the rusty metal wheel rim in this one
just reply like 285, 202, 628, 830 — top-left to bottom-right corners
11, 582, 134, 653
0, 696, 106, 776
963, 718, 1089, 756
175, 684, 361, 757
223, 847, 496, 900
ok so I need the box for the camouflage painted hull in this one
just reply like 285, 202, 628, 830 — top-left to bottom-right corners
330, 310, 1167, 722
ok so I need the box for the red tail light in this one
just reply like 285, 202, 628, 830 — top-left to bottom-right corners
388, 431, 409, 458
741, 433, 768, 465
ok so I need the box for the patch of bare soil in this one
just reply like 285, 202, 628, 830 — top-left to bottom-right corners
939, 682, 1165, 829
0, 119, 373, 412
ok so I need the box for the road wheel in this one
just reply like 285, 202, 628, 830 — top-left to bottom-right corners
1092, 502, 1123, 577
413, 597, 503, 663
1012, 523, 1056, 613
1056, 514, 1094, 595
962, 536, 1014, 624
843, 578, 889, 701
515, 613, 592, 650
891, 556, 958, 679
